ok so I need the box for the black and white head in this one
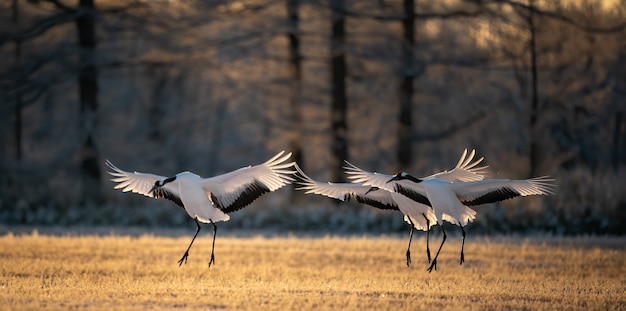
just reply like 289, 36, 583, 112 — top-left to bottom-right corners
387, 172, 422, 183
150, 176, 177, 193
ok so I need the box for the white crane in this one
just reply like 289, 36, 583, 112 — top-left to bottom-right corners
297, 149, 487, 266
350, 162, 555, 272
106, 151, 296, 267
345, 149, 488, 265
295, 163, 435, 267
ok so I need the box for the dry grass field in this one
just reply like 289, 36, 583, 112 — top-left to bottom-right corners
0, 230, 624, 310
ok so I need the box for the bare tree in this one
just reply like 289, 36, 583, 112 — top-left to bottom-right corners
335, 1, 484, 170
330, 0, 348, 182
0, 0, 145, 204
527, 0, 540, 177
611, 32, 626, 170
12, 0, 22, 160
482, 0, 626, 174
286, 0, 303, 169
397, 0, 416, 170
76, 0, 102, 202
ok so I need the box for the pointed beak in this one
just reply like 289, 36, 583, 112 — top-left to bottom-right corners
149, 184, 160, 194
364, 187, 378, 195
386, 175, 400, 183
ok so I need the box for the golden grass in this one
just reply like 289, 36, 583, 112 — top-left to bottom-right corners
0, 231, 624, 310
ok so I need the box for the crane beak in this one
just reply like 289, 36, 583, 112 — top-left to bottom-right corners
386, 175, 400, 183
149, 183, 161, 194
364, 187, 378, 195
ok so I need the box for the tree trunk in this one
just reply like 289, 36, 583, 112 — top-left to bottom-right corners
287, 0, 303, 170
14, 86, 22, 161
287, 0, 305, 201
614, 111, 624, 170
77, 0, 101, 203
397, 0, 415, 171
527, 0, 540, 177
613, 47, 626, 169
14, 44, 22, 160
11, 0, 18, 21
12, 0, 22, 160
330, 0, 348, 182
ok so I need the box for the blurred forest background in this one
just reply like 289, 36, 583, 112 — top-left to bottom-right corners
1, 0, 624, 235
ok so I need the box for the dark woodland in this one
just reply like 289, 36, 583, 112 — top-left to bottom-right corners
1, 0, 624, 234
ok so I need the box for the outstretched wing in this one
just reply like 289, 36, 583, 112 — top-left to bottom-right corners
106, 160, 166, 197
296, 164, 436, 231
295, 168, 358, 202
105, 160, 183, 207
201, 151, 296, 214
294, 164, 399, 210
343, 161, 431, 205
343, 161, 396, 190
449, 176, 556, 206
344, 148, 489, 205
424, 149, 490, 182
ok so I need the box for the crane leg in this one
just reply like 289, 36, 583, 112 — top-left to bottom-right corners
424, 214, 431, 263
179, 217, 201, 266
406, 217, 414, 267
208, 220, 217, 268
459, 225, 466, 265
427, 225, 446, 273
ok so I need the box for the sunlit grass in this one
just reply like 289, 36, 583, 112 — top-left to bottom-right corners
0, 231, 624, 310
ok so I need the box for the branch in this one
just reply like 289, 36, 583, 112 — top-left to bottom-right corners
329, 4, 485, 21
207, 0, 282, 15
39, 0, 76, 13
0, 48, 66, 90
99, 0, 147, 14
0, 67, 75, 115
415, 113, 487, 141
488, 0, 626, 34
0, 0, 145, 48
0, 11, 80, 48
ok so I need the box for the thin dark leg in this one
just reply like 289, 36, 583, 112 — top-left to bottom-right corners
179, 217, 201, 266
208, 219, 217, 268
459, 225, 466, 265
424, 214, 431, 263
427, 225, 446, 273
406, 217, 414, 267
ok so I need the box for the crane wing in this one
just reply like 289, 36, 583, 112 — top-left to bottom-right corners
343, 161, 395, 189
343, 161, 431, 206
424, 149, 490, 182
449, 177, 556, 206
105, 160, 183, 207
295, 164, 399, 210
343, 148, 488, 204
296, 164, 435, 231
200, 151, 295, 214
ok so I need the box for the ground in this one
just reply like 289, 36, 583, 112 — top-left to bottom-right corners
0, 229, 624, 310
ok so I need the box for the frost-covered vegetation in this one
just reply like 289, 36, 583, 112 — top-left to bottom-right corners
0, 233, 624, 310
0, 0, 624, 234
